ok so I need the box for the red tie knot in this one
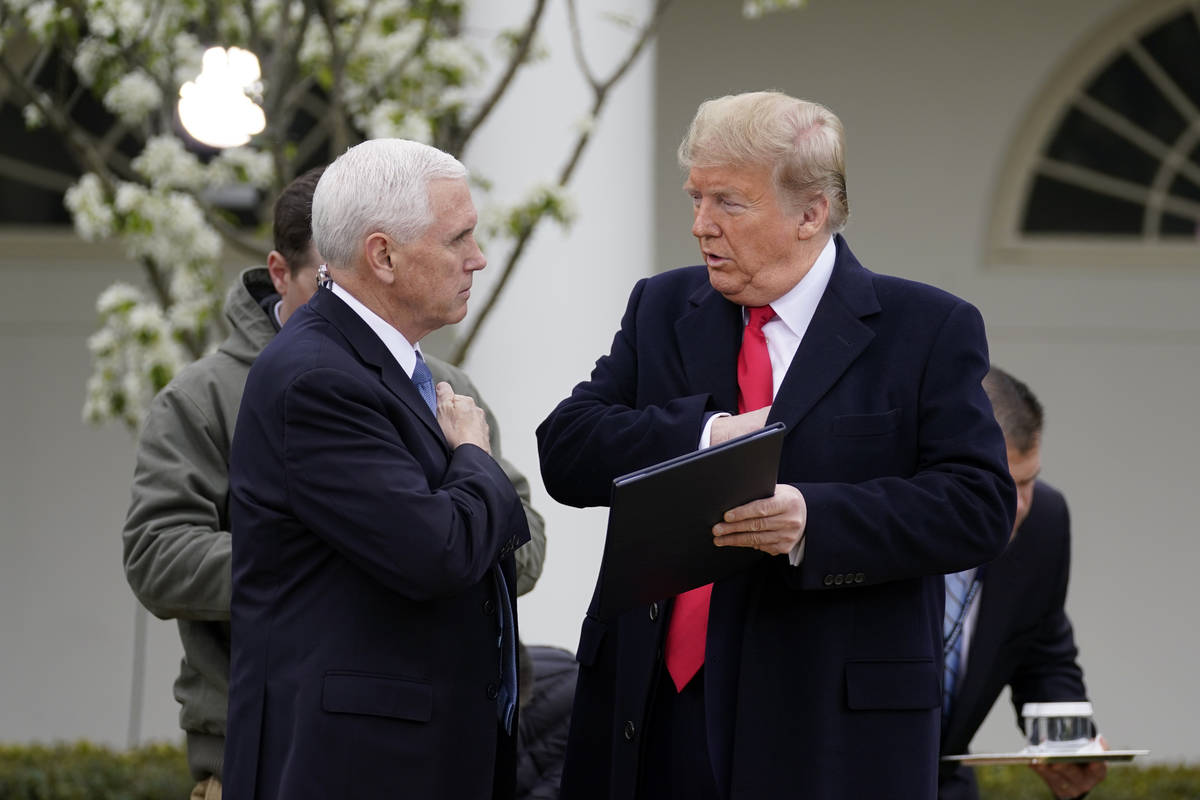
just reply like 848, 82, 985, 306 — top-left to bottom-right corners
747, 305, 775, 331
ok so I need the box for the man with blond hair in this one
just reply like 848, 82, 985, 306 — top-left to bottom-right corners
538, 92, 1015, 798
225, 139, 529, 799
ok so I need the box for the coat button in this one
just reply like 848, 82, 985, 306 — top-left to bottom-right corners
483, 598, 496, 615
623, 720, 636, 741
834, 574, 844, 585
823, 574, 834, 586
486, 682, 499, 700
649, 602, 660, 622
855, 573, 865, 584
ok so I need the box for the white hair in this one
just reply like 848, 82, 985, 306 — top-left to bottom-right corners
312, 138, 467, 268
678, 91, 849, 233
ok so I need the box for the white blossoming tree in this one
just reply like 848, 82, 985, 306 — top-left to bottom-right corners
0, 0, 802, 433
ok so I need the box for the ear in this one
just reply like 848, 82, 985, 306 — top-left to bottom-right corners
796, 194, 830, 241
266, 250, 290, 293
364, 233, 395, 284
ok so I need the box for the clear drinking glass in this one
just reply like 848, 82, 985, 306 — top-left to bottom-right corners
1021, 701, 1094, 752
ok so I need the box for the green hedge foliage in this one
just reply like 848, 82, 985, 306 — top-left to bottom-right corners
1, 741, 1197, 799
0, 742, 191, 800
978, 763, 1200, 799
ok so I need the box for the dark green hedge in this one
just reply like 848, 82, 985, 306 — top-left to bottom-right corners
2, 742, 1197, 799
978, 763, 1200, 799
0, 742, 191, 800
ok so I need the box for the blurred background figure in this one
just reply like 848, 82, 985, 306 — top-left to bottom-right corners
939, 366, 1106, 800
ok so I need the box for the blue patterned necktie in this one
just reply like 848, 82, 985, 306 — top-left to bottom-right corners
943, 569, 979, 722
411, 352, 436, 414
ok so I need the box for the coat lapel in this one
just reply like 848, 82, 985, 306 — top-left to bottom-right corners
674, 279, 742, 412
769, 236, 879, 433
307, 288, 449, 452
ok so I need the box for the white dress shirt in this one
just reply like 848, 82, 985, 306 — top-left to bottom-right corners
699, 235, 838, 564
958, 568, 983, 673
330, 282, 424, 378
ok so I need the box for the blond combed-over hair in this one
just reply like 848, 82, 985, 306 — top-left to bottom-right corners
678, 91, 849, 232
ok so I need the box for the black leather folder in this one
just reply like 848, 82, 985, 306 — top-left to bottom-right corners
594, 422, 786, 617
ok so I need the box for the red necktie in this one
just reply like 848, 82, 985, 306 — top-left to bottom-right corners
664, 305, 775, 691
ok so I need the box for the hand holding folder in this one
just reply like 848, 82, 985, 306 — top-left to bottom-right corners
594, 422, 787, 617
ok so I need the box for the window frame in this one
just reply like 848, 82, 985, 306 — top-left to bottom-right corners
987, 0, 1200, 269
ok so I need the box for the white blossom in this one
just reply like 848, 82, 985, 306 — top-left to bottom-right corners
334, 0, 370, 18
119, 190, 222, 268
132, 136, 206, 190
86, 327, 118, 357
120, 369, 146, 424
426, 38, 483, 83
113, 181, 148, 214
208, 147, 275, 189
435, 87, 470, 114
23, 102, 45, 129
574, 113, 596, 136
127, 303, 165, 331
525, 182, 578, 225
171, 33, 207, 88
298, 23, 331, 66
742, 0, 806, 19
168, 266, 218, 333
89, 0, 145, 45
82, 372, 110, 424
251, 0, 282, 29
359, 102, 433, 143
65, 174, 115, 241
22, 0, 58, 38
73, 38, 116, 87
103, 70, 163, 126
95, 282, 144, 315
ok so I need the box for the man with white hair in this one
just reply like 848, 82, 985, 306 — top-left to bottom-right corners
538, 91, 1015, 798
224, 139, 529, 799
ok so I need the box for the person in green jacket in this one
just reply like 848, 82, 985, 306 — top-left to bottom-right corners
122, 167, 545, 799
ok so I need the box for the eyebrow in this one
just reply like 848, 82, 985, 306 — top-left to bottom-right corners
684, 184, 744, 200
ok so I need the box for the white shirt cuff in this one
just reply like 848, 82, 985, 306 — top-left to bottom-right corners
699, 412, 731, 450
788, 536, 806, 567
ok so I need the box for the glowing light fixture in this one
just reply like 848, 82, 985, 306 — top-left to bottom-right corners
178, 46, 265, 148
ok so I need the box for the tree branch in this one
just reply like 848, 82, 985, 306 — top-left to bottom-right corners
448, 0, 547, 156
0, 51, 116, 182
448, 0, 674, 365
564, 0, 599, 91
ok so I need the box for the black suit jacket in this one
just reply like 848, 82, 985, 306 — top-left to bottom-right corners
938, 482, 1088, 800
224, 287, 529, 799
537, 236, 1015, 800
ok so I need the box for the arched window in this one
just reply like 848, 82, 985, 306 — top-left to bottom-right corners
989, 0, 1200, 266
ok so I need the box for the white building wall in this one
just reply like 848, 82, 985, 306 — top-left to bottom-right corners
652, 0, 1199, 764
0, 237, 190, 745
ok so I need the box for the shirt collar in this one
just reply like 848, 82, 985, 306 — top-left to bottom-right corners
329, 281, 421, 378
762, 234, 837, 336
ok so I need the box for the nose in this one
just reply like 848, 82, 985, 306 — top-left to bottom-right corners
468, 239, 486, 272
692, 200, 719, 239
